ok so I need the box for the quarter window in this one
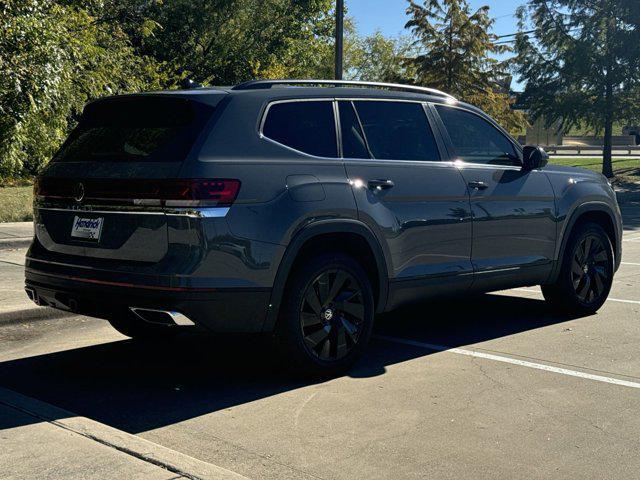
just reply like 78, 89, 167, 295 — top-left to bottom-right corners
262, 101, 337, 157
436, 106, 520, 166
353, 101, 440, 161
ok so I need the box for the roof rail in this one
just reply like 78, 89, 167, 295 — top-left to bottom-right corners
232, 79, 457, 101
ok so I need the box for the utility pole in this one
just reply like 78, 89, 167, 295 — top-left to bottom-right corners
335, 0, 344, 80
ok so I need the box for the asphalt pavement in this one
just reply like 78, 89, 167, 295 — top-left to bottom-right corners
1, 203, 639, 479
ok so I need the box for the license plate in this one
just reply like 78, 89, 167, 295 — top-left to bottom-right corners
71, 216, 103, 241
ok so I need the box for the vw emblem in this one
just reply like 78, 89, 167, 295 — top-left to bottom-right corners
73, 182, 85, 203
323, 309, 334, 321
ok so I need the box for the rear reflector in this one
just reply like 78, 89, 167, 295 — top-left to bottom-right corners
35, 178, 241, 208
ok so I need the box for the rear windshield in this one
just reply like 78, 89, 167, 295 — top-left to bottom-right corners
54, 97, 215, 163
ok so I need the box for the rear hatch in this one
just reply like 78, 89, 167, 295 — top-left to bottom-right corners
33, 94, 222, 264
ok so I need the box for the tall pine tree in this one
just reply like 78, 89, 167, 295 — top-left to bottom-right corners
514, 0, 640, 177
405, 0, 526, 134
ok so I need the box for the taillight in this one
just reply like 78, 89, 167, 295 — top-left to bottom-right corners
34, 178, 241, 208
163, 179, 241, 207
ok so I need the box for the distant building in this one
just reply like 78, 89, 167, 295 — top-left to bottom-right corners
526, 116, 564, 146
622, 126, 640, 145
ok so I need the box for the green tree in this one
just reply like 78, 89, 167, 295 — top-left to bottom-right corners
346, 31, 416, 83
0, 0, 164, 179
136, 0, 335, 85
514, 0, 640, 177
404, 0, 527, 134
0, 0, 336, 179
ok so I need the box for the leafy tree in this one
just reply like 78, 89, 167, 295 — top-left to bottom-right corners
0, 0, 164, 178
404, 0, 527, 134
346, 31, 416, 83
0, 0, 335, 179
136, 0, 335, 85
514, 0, 640, 177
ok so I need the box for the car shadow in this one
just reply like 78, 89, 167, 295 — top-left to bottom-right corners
0, 293, 583, 434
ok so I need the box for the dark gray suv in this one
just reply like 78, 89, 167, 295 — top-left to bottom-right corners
25, 80, 622, 375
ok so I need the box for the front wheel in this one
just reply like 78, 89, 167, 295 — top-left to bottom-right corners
276, 253, 375, 377
542, 222, 614, 315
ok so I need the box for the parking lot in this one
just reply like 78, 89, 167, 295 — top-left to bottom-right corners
1, 203, 639, 480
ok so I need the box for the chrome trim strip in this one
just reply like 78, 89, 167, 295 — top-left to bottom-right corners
35, 206, 230, 218
475, 267, 521, 274
36, 206, 165, 216
343, 158, 455, 167
165, 207, 230, 218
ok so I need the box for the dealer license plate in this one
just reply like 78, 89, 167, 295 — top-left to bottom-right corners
70, 216, 103, 241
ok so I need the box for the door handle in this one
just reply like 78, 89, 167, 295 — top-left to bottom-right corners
368, 179, 395, 191
468, 181, 488, 190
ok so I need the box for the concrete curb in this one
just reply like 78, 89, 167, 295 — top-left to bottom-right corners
0, 387, 250, 480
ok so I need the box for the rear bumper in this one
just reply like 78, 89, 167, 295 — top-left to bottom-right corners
25, 270, 271, 333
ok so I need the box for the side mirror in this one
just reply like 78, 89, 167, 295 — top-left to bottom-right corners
522, 145, 549, 171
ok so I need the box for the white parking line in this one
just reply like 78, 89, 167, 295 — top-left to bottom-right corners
375, 335, 640, 390
513, 288, 640, 305
621, 262, 640, 266
622, 232, 640, 242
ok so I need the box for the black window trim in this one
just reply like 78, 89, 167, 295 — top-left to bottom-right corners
336, 100, 374, 159
430, 102, 524, 170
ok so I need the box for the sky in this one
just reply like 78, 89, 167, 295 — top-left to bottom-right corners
345, 0, 527, 89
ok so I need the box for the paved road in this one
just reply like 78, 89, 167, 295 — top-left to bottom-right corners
1, 204, 639, 479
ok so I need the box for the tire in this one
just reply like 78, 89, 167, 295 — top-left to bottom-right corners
107, 311, 178, 340
542, 222, 614, 315
275, 252, 375, 377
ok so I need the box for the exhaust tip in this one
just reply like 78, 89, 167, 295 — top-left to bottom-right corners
129, 307, 195, 327
25, 287, 38, 305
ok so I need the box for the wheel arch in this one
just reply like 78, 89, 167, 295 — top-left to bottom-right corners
262, 219, 390, 332
550, 202, 621, 283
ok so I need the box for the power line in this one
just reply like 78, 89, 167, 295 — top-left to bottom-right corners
494, 12, 517, 20
495, 26, 582, 44
497, 29, 537, 39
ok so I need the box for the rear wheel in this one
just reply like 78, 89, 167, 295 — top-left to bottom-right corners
107, 311, 178, 340
542, 222, 614, 314
276, 253, 375, 377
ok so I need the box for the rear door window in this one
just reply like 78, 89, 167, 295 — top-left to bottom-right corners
262, 101, 337, 157
353, 101, 440, 161
435, 105, 519, 166
54, 96, 215, 163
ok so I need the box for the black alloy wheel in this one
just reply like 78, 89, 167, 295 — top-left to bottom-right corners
300, 269, 366, 361
570, 234, 610, 304
276, 252, 375, 377
542, 222, 614, 314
